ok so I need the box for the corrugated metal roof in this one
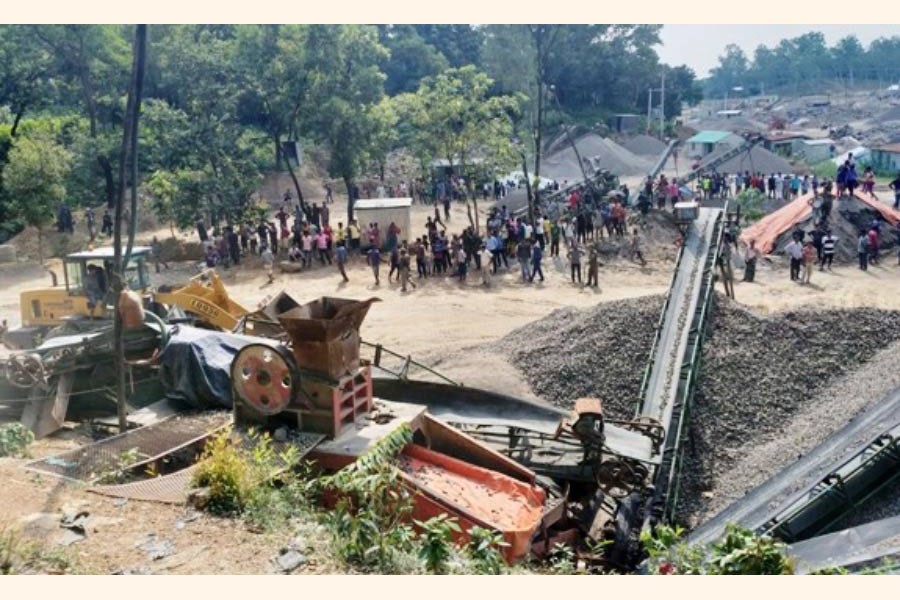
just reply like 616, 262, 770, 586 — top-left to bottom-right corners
686, 131, 733, 144
874, 144, 900, 154
354, 198, 413, 210
66, 246, 151, 259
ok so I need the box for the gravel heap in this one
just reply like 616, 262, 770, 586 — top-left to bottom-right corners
542, 134, 653, 180
678, 297, 900, 526
697, 144, 794, 175
503, 295, 665, 420
621, 134, 667, 158
501, 292, 900, 529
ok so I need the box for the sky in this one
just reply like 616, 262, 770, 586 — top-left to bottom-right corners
657, 25, 900, 78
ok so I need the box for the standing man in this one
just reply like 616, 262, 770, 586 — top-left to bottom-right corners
857, 230, 869, 271
631, 229, 647, 266
744, 239, 759, 282
529, 240, 544, 283
325, 183, 333, 204
586, 244, 600, 288
567, 242, 582, 285
261, 244, 275, 284
785, 236, 803, 281
335, 242, 349, 283
820, 230, 836, 271
86, 207, 96, 242
399, 247, 416, 292
516, 237, 532, 282
801, 241, 815, 285
890, 172, 900, 210
368, 245, 383, 285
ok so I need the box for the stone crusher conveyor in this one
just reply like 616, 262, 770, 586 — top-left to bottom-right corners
648, 139, 680, 181
513, 169, 620, 218
636, 207, 725, 528
689, 385, 900, 549
680, 134, 765, 185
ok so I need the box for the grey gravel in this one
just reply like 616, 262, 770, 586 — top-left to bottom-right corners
503, 295, 665, 420
678, 297, 900, 527
502, 291, 900, 531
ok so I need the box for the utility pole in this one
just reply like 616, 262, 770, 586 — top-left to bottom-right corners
647, 87, 653, 134
660, 71, 665, 139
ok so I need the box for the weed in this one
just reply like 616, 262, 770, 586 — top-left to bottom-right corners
94, 447, 142, 484
641, 523, 794, 575
415, 514, 461, 574
548, 542, 577, 574
1, 524, 76, 574
466, 526, 508, 574
0, 423, 34, 458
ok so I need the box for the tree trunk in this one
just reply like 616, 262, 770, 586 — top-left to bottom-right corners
37, 228, 43, 265
99, 156, 116, 209
344, 175, 355, 224
10, 109, 24, 138
279, 138, 306, 212
521, 152, 534, 222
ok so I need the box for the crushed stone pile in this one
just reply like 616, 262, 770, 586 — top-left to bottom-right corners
678, 297, 900, 527
541, 134, 653, 181
697, 145, 794, 175
501, 292, 900, 529
502, 295, 665, 420
621, 134, 667, 158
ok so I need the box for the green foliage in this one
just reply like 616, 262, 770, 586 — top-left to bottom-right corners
94, 447, 142, 485
466, 526, 509, 574
733, 188, 766, 223
415, 514, 462, 574
641, 524, 795, 575
192, 426, 303, 519
0, 423, 34, 458
321, 424, 416, 573
548, 543, 577, 575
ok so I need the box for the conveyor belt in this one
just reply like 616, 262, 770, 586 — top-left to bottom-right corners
638, 207, 724, 525
689, 386, 900, 546
789, 514, 900, 573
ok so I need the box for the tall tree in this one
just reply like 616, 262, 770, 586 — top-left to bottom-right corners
4, 134, 72, 263
377, 25, 449, 95
304, 25, 388, 223
400, 66, 520, 231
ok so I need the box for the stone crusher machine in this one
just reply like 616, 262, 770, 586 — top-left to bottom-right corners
228, 297, 566, 562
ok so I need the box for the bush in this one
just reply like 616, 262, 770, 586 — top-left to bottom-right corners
641, 524, 795, 575
192, 426, 303, 520
733, 188, 766, 224
416, 514, 461, 574
0, 423, 34, 458
466, 526, 509, 574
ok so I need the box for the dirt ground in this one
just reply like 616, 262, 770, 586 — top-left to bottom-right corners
2, 182, 899, 573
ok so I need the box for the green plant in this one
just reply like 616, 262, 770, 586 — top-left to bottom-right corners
548, 542, 577, 574
94, 447, 142, 484
192, 427, 302, 519
415, 514, 461, 574
321, 424, 417, 573
0, 423, 34, 458
466, 526, 508, 574
641, 524, 795, 575
733, 188, 766, 224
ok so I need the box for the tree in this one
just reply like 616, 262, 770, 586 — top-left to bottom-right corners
29, 25, 130, 208
377, 25, 449, 95
401, 66, 520, 232
832, 35, 865, 87
304, 25, 389, 223
4, 134, 72, 263
367, 96, 400, 181
707, 44, 749, 97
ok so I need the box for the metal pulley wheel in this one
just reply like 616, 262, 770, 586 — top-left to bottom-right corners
5, 353, 46, 388
231, 343, 298, 415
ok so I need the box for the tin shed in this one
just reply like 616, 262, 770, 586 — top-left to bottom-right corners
353, 197, 413, 249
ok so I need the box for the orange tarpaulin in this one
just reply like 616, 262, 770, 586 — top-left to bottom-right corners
740, 190, 900, 255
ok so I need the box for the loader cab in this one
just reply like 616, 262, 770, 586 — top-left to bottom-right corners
62, 247, 152, 298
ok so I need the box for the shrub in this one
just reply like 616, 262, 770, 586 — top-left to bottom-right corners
416, 514, 461, 574
0, 423, 34, 458
641, 523, 795, 575
466, 526, 508, 574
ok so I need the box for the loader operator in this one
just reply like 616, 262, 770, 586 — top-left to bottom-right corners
85, 264, 107, 318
